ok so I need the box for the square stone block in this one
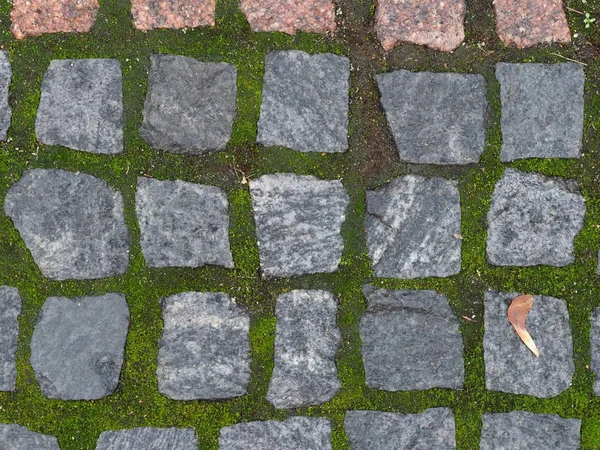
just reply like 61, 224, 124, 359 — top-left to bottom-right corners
0, 424, 59, 449
131, 0, 215, 30
240, 0, 336, 34
0, 287, 21, 391
96, 428, 198, 450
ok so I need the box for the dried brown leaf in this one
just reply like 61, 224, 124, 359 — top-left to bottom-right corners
508, 294, 539, 357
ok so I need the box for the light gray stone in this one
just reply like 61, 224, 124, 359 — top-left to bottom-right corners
483, 291, 574, 397
267, 290, 341, 408
249, 173, 349, 277
486, 169, 585, 267
590, 308, 600, 395
136, 177, 233, 268
30, 293, 129, 400
140, 54, 237, 154
96, 427, 198, 450
0, 424, 59, 450
0, 51, 12, 141
360, 286, 464, 391
480, 411, 580, 450
4, 169, 130, 280
345, 408, 456, 450
497, 63, 584, 161
35, 59, 123, 154
157, 292, 250, 400
219, 417, 332, 450
366, 175, 461, 279
376, 70, 487, 164
0, 286, 21, 391
257, 50, 349, 153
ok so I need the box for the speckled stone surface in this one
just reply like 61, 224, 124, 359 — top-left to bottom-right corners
0, 424, 60, 450
480, 411, 580, 450
30, 293, 129, 400
493, 0, 571, 48
360, 286, 464, 391
267, 290, 341, 408
366, 175, 461, 279
96, 427, 198, 450
249, 173, 349, 277
376, 70, 487, 164
345, 408, 456, 450
0, 287, 21, 392
240, 0, 336, 34
486, 169, 586, 267
131, 0, 215, 30
484, 291, 574, 398
590, 308, 600, 395
10, 0, 99, 39
375, 0, 466, 52
497, 63, 584, 161
0, 51, 12, 141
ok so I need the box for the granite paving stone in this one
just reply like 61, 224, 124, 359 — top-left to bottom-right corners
0, 287, 21, 392
4, 169, 130, 280
590, 308, 600, 395
484, 291, 574, 398
136, 177, 233, 268
35, 59, 123, 154
249, 173, 349, 277
96, 427, 198, 450
157, 292, 250, 400
486, 169, 585, 267
376, 70, 487, 164
239, 0, 336, 34
0, 51, 12, 141
30, 293, 129, 400
360, 286, 464, 391
366, 175, 461, 279
257, 51, 349, 153
497, 63, 584, 161
375, 0, 466, 52
131, 0, 215, 30
219, 417, 332, 450
480, 411, 581, 450
0, 424, 60, 450
345, 408, 456, 450
267, 290, 341, 408
140, 55, 237, 154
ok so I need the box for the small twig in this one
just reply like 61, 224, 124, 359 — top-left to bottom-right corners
566, 6, 585, 15
549, 52, 587, 66
462, 315, 479, 323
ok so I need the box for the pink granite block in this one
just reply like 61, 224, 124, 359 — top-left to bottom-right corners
131, 0, 215, 31
240, 0, 336, 34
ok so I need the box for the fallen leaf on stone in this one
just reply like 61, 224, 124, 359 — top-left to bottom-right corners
508, 294, 539, 357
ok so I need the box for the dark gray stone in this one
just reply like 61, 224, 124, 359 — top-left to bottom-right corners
590, 308, 600, 395
486, 169, 585, 267
0, 286, 21, 391
267, 290, 341, 408
4, 169, 130, 280
219, 417, 332, 450
30, 293, 129, 400
257, 50, 349, 153
0, 51, 12, 141
497, 63, 584, 161
0, 424, 59, 450
140, 54, 237, 154
136, 177, 233, 268
35, 59, 123, 154
360, 286, 464, 391
249, 173, 349, 277
95, 427, 198, 450
366, 175, 461, 279
376, 70, 487, 164
157, 292, 250, 400
480, 411, 581, 450
483, 291, 574, 397
345, 408, 456, 450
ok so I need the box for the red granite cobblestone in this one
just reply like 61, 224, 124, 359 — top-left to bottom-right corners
239, 0, 336, 34
131, 0, 215, 31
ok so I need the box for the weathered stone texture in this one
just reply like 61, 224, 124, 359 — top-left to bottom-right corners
0, 51, 12, 141
96, 427, 198, 450
240, 0, 336, 34
590, 308, 600, 395
0, 287, 21, 391
131, 0, 215, 30
0, 424, 60, 450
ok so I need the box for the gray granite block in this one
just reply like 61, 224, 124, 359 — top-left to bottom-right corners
140, 54, 237, 154
136, 177, 233, 268
590, 308, 600, 395
219, 417, 332, 450
0, 51, 12, 141
157, 292, 250, 400
96, 427, 198, 450
480, 411, 581, 450
345, 408, 456, 450
486, 169, 585, 267
497, 63, 584, 161
376, 70, 487, 164
35, 59, 123, 154
0, 286, 21, 391
257, 50, 349, 153
30, 293, 129, 400
0, 424, 60, 450
267, 290, 341, 408
4, 169, 130, 280
366, 175, 461, 279
483, 291, 574, 397
249, 173, 349, 277
360, 286, 464, 391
